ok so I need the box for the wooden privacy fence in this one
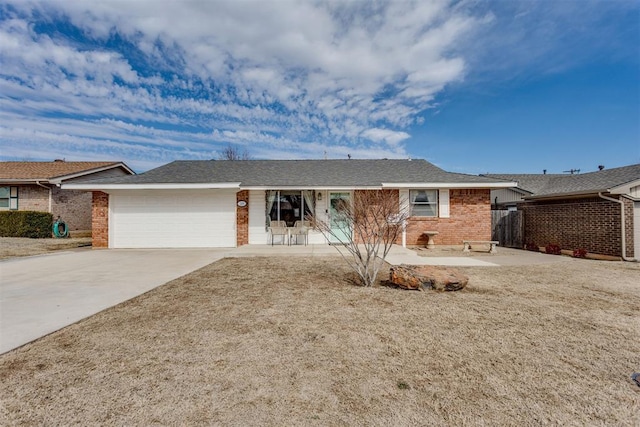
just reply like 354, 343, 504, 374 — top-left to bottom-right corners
491, 210, 523, 248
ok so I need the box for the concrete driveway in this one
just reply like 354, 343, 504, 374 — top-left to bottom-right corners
0, 248, 226, 354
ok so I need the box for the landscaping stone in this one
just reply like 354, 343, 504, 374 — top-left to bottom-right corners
389, 264, 469, 291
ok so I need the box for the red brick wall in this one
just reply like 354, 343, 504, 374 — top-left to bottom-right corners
92, 192, 109, 248
404, 189, 491, 246
236, 190, 249, 246
521, 196, 634, 258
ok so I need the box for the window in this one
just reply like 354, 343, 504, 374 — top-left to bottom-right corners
0, 186, 18, 210
410, 189, 437, 217
267, 190, 314, 227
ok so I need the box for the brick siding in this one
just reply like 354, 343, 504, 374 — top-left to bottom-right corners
521, 196, 634, 258
623, 197, 635, 258
51, 187, 93, 230
12, 185, 92, 231
12, 185, 49, 212
236, 190, 249, 246
404, 189, 492, 246
92, 191, 109, 248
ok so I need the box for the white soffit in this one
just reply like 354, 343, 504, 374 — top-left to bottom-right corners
608, 179, 640, 195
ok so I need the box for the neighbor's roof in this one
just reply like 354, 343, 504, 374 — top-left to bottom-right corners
0, 161, 133, 182
63, 159, 515, 189
485, 163, 640, 198
482, 173, 565, 195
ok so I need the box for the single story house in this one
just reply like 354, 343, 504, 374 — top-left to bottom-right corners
485, 164, 640, 260
64, 159, 515, 249
0, 160, 134, 232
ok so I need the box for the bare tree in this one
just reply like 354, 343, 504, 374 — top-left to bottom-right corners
217, 144, 252, 160
310, 190, 408, 286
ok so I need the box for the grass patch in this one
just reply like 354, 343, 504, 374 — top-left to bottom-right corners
1, 257, 639, 425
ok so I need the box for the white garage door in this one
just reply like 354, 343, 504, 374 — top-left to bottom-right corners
110, 190, 236, 248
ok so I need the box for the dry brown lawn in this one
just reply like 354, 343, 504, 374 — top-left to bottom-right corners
0, 237, 91, 259
1, 256, 639, 426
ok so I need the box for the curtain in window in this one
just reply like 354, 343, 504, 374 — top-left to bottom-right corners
302, 190, 315, 221
410, 190, 438, 217
0, 187, 9, 208
265, 190, 277, 229
410, 190, 435, 203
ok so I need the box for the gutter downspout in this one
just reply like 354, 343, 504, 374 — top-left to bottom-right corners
598, 192, 636, 262
35, 181, 52, 213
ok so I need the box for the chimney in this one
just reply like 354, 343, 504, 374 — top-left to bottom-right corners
598, 165, 605, 171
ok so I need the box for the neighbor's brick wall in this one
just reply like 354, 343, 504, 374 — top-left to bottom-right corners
15, 185, 94, 231
404, 189, 492, 246
236, 190, 249, 246
13, 185, 49, 211
623, 197, 634, 258
51, 187, 93, 231
521, 196, 634, 258
92, 191, 109, 248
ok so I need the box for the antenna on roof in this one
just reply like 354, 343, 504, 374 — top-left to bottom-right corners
598, 165, 605, 171
347, 154, 351, 159
563, 169, 580, 175
543, 169, 547, 175
323, 151, 327, 160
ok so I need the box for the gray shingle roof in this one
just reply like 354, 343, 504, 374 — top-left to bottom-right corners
485, 163, 640, 197
482, 174, 564, 194
84, 159, 507, 187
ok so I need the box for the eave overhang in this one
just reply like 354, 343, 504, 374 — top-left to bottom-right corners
382, 181, 518, 189
62, 183, 242, 191
608, 178, 640, 195
523, 190, 606, 201
0, 179, 51, 185
49, 162, 135, 184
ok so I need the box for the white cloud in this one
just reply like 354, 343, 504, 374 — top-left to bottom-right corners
0, 0, 494, 167
361, 128, 411, 147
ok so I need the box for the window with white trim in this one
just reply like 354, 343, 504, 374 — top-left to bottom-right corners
409, 189, 438, 217
0, 186, 18, 210
267, 190, 314, 227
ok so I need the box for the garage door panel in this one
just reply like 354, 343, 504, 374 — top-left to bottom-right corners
111, 191, 236, 248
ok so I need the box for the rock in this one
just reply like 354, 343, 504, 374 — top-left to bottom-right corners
389, 265, 469, 291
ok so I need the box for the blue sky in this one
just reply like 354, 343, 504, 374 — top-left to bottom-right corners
0, 0, 638, 173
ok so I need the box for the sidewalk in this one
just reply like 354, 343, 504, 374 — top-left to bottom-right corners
230, 244, 500, 266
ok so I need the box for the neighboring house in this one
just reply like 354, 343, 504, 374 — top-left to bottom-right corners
484, 173, 566, 210
0, 160, 135, 232
63, 159, 515, 249
484, 164, 640, 260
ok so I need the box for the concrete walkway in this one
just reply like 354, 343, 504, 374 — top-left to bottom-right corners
0, 248, 226, 354
231, 244, 500, 266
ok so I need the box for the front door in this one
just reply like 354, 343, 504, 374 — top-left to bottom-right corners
329, 192, 351, 244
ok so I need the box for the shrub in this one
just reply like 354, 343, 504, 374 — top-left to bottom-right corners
0, 211, 53, 238
572, 248, 588, 258
525, 242, 539, 252
545, 244, 562, 255
309, 189, 408, 287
